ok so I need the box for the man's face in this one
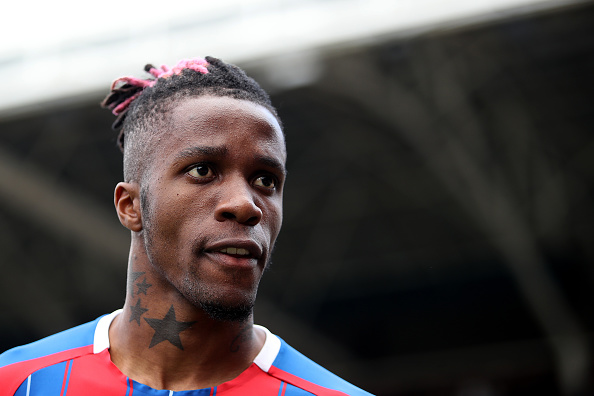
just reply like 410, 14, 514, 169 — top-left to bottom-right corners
140, 95, 286, 321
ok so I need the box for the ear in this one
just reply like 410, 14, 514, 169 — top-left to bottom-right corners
114, 182, 143, 232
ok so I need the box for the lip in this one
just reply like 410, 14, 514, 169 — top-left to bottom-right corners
203, 239, 264, 261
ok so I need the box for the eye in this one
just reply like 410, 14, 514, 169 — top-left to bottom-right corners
187, 164, 215, 180
254, 175, 276, 190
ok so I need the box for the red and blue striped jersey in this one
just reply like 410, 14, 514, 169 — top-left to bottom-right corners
0, 311, 371, 396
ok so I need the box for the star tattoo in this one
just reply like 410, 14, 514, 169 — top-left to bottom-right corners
131, 271, 145, 282
145, 305, 196, 350
130, 272, 145, 295
128, 298, 149, 326
135, 277, 152, 296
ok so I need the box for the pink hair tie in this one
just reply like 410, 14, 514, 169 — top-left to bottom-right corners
110, 76, 155, 91
107, 58, 210, 116
112, 92, 143, 115
147, 58, 209, 80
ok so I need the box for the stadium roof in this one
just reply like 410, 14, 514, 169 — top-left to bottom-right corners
0, 0, 583, 116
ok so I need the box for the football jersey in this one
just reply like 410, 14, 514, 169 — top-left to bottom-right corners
0, 311, 371, 395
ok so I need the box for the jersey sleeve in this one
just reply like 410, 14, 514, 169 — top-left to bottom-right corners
268, 338, 373, 396
0, 318, 101, 396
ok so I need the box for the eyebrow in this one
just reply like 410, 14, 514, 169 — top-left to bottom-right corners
255, 155, 287, 176
174, 146, 286, 175
174, 146, 228, 161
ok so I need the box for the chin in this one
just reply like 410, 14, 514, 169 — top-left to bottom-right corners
199, 299, 254, 322
182, 277, 258, 322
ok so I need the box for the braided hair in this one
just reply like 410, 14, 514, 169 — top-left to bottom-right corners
101, 56, 281, 183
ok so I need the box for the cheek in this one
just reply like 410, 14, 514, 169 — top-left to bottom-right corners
266, 200, 284, 241
154, 186, 214, 219
144, 192, 191, 241
161, 192, 221, 248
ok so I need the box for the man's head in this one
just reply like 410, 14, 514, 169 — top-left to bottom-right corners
102, 56, 282, 185
104, 58, 286, 322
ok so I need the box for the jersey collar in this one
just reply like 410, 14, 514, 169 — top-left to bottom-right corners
93, 309, 281, 373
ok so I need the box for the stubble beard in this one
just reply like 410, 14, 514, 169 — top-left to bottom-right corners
198, 293, 255, 323
140, 186, 272, 323
178, 266, 261, 323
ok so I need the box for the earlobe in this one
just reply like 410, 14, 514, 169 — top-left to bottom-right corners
114, 182, 143, 232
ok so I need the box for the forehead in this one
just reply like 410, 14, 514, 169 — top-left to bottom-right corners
156, 95, 286, 157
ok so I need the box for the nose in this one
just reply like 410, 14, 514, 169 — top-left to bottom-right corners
214, 180, 262, 226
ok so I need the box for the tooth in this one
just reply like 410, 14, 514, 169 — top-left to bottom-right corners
227, 247, 237, 255
237, 248, 249, 255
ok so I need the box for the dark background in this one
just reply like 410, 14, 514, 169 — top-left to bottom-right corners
1, 2, 593, 395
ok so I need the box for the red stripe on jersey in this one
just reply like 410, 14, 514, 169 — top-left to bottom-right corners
62, 349, 129, 395
279, 381, 287, 396
268, 366, 349, 396
59, 360, 71, 396
216, 364, 282, 395
0, 345, 93, 396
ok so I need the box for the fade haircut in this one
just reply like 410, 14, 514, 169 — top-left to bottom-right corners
101, 56, 281, 183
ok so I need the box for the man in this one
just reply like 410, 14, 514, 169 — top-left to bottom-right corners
0, 57, 371, 395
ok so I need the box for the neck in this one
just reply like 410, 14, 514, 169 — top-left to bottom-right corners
108, 240, 266, 391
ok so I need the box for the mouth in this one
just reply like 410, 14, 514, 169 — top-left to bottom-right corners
203, 239, 263, 265
217, 247, 252, 257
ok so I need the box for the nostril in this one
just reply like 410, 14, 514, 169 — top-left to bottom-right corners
246, 216, 259, 226
215, 197, 262, 225
222, 212, 235, 220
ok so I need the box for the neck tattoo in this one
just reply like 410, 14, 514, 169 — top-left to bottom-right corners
144, 305, 197, 350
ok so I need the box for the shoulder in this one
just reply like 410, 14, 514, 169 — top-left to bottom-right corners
0, 316, 104, 395
272, 339, 372, 396
0, 317, 101, 368
256, 326, 372, 396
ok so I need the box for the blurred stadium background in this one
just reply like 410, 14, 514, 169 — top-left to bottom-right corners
0, 0, 593, 394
